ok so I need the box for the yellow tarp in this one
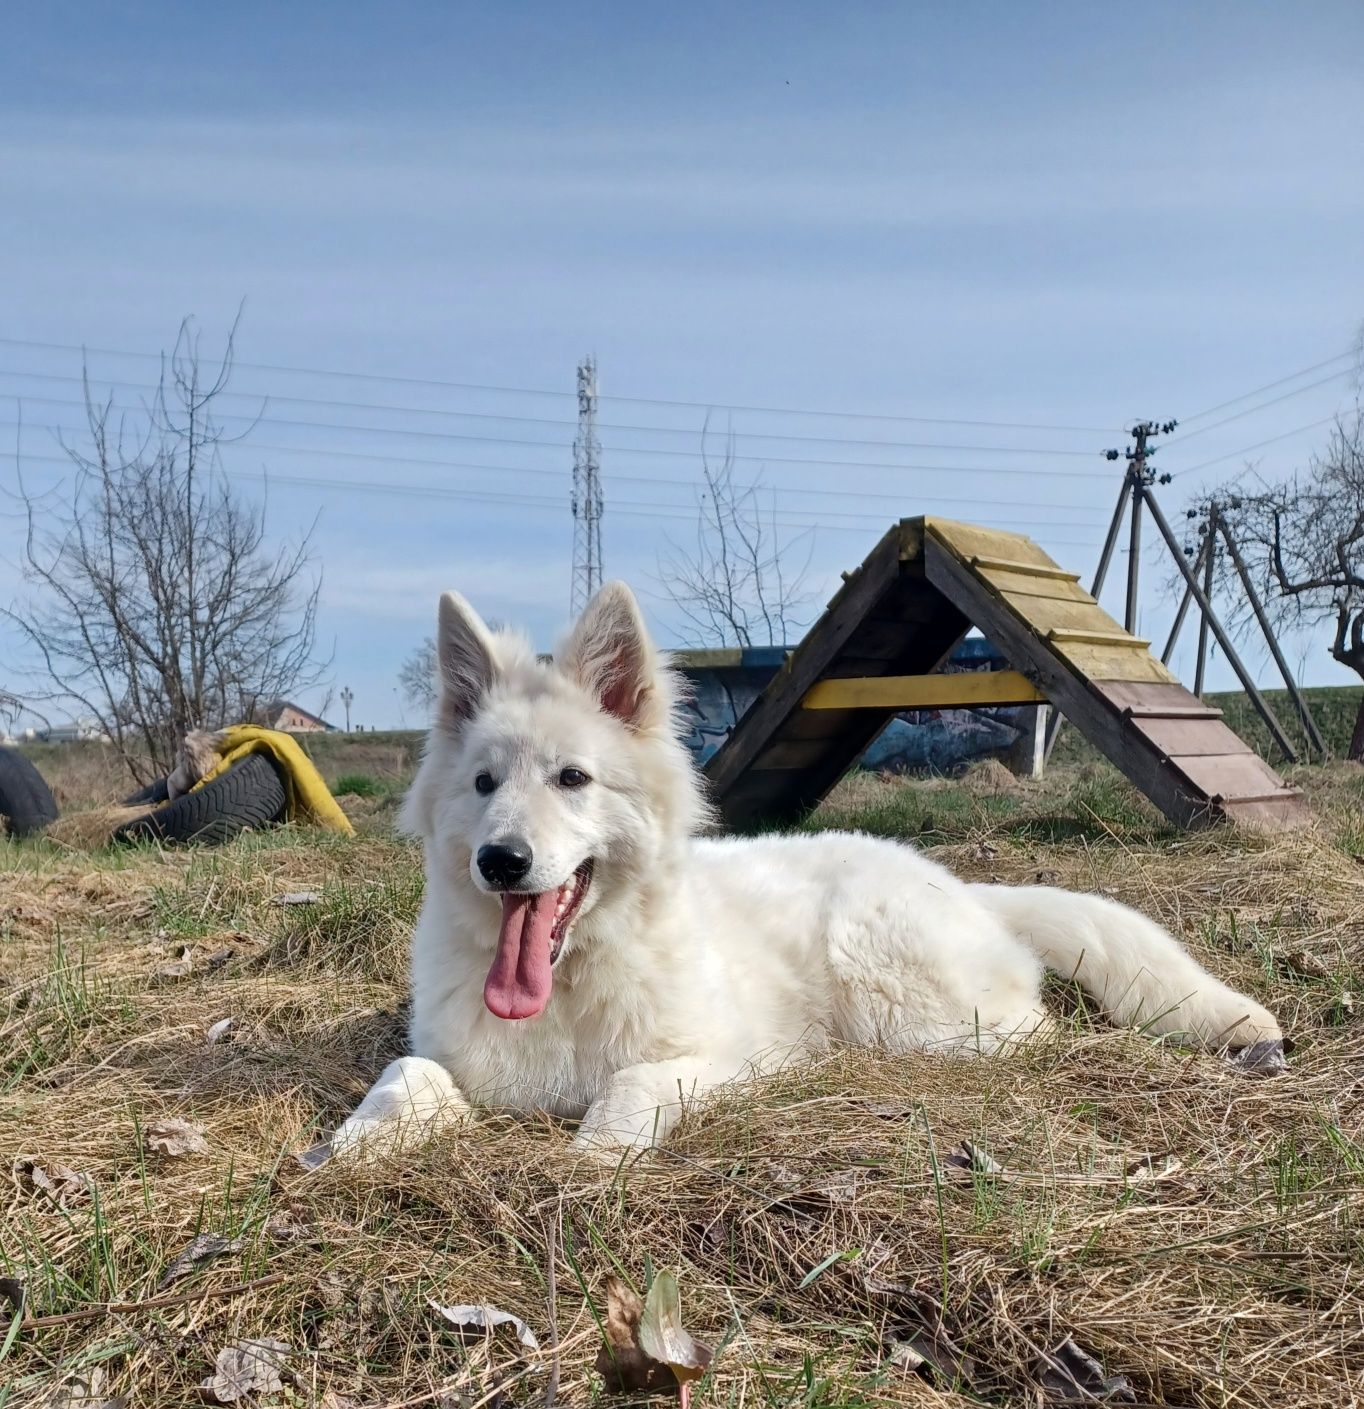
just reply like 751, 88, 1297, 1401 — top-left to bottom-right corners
193, 725, 355, 836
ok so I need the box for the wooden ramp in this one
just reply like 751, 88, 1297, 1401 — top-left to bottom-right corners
704, 517, 1310, 832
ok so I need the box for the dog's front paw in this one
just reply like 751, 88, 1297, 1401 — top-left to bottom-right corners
305, 1057, 470, 1168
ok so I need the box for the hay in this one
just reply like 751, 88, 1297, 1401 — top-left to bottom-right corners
43, 802, 155, 850
2, 768, 1362, 1406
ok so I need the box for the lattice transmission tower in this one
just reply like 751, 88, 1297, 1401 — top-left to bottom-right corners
570, 356, 604, 613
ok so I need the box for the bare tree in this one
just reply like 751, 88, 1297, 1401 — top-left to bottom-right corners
399, 637, 438, 716
1208, 412, 1364, 758
4, 320, 326, 780
659, 434, 813, 649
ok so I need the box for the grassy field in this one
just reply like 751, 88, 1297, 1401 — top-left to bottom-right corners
3, 732, 1363, 1407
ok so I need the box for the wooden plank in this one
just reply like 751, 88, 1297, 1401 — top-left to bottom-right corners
1134, 717, 1257, 759
1047, 627, 1152, 649
1167, 751, 1295, 802
703, 524, 907, 794
920, 536, 1221, 829
802, 669, 1043, 711
1050, 642, 1179, 684
750, 738, 839, 771
1093, 680, 1222, 716
924, 518, 1057, 568
973, 573, 1100, 606
987, 596, 1135, 637
969, 555, 1080, 581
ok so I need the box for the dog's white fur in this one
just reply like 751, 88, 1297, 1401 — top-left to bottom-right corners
331, 582, 1281, 1158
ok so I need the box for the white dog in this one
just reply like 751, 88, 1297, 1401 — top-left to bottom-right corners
330, 582, 1281, 1159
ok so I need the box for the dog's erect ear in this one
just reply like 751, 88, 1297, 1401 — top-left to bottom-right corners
560, 581, 658, 730
436, 591, 498, 730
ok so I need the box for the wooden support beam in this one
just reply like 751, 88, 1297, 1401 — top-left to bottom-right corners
801, 669, 1044, 711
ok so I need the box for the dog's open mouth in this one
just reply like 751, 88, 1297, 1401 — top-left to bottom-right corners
483, 860, 593, 1021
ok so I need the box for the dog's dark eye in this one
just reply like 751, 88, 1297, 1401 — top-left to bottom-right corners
475, 772, 497, 795
558, 767, 590, 789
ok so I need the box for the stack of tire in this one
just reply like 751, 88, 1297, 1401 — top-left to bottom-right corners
114, 753, 288, 845
0, 750, 59, 838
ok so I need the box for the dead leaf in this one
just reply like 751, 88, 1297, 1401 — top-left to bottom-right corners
0, 1275, 25, 1314
1283, 949, 1332, 980
295, 1141, 333, 1172
943, 1140, 1003, 1177
156, 944, 193, 980
638, 1268, 713, 1397
17, 1157, 93, 1206
1037, 1335, 1135, 1404
273, 891, 321, 907
886, 1338, 927, 1372
594, 1277, 674, 1396
143, 1117, 210, 1157
1124, 1153, 1184, 1183
884, 1289, 976, 1389
266, 1206, 316, 1244
205, 1017, 235, 1045
428, 1298, 540, 1352
201, 1338, 292, 1403
47, 1365, 128, 1408
205, 947, 235, 970
157, 1231, 243, 1290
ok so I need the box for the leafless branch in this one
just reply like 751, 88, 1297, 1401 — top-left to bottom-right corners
2, 318, 327, 779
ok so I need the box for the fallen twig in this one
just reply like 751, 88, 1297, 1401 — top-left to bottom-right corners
19, 1271, 289, 1331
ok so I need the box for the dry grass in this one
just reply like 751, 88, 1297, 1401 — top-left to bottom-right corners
3, 762, 1363, 1407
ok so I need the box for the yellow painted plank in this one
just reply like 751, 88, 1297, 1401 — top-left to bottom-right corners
1052, 642, 1179, 684
988, 595, 1128, 637
975, 574, 1099, 606
802, 669, 1044, 711
924, 518, 1056, 569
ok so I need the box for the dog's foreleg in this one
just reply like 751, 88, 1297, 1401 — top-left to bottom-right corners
329, 1055, 471, 1160
573, 1057, 717, 1159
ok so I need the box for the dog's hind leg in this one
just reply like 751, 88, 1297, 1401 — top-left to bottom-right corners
573, 1057, 720, 1159
329, 1056, 471, 1160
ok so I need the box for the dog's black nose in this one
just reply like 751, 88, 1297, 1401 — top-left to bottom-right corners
477, 840, 533, 889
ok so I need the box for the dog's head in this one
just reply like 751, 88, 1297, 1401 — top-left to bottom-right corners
402, 582, 708, 1022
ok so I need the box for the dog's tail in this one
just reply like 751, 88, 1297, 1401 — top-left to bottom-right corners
974, 884, 1281, 1050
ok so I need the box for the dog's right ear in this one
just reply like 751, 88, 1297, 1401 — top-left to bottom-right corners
435, 591, 498, 731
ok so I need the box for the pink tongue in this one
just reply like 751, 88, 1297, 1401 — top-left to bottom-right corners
484, 890, 558, 1020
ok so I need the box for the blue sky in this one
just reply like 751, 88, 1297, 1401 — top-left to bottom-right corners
2, 2, 1362, 727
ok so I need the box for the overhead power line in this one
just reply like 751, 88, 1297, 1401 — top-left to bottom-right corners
1177, 414, 1343, 477
1165, 368, 1356, 447
0, 334, 1118, 434
0, 415, 1108, 520
0, 366, 1104, 458
3, 448, 1101, 544
1178, 347, 1357, 425
0, 419, 1110, 526
0, 389, 1104, 462
0, 396, 1113, 480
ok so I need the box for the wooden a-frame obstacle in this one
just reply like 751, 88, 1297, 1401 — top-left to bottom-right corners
703, 516, 1311, 832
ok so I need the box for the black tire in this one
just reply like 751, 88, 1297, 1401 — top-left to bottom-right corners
122, 776, 171, 807
0, 749, 60, 837
114, 753, 288, 845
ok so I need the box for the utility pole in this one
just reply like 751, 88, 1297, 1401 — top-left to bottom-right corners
570, 357, 604, 614
340, 686, 353, 733
1120, 420, 1176, 635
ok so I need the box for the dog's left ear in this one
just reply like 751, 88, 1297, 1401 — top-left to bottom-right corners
560, 581, 659, 730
